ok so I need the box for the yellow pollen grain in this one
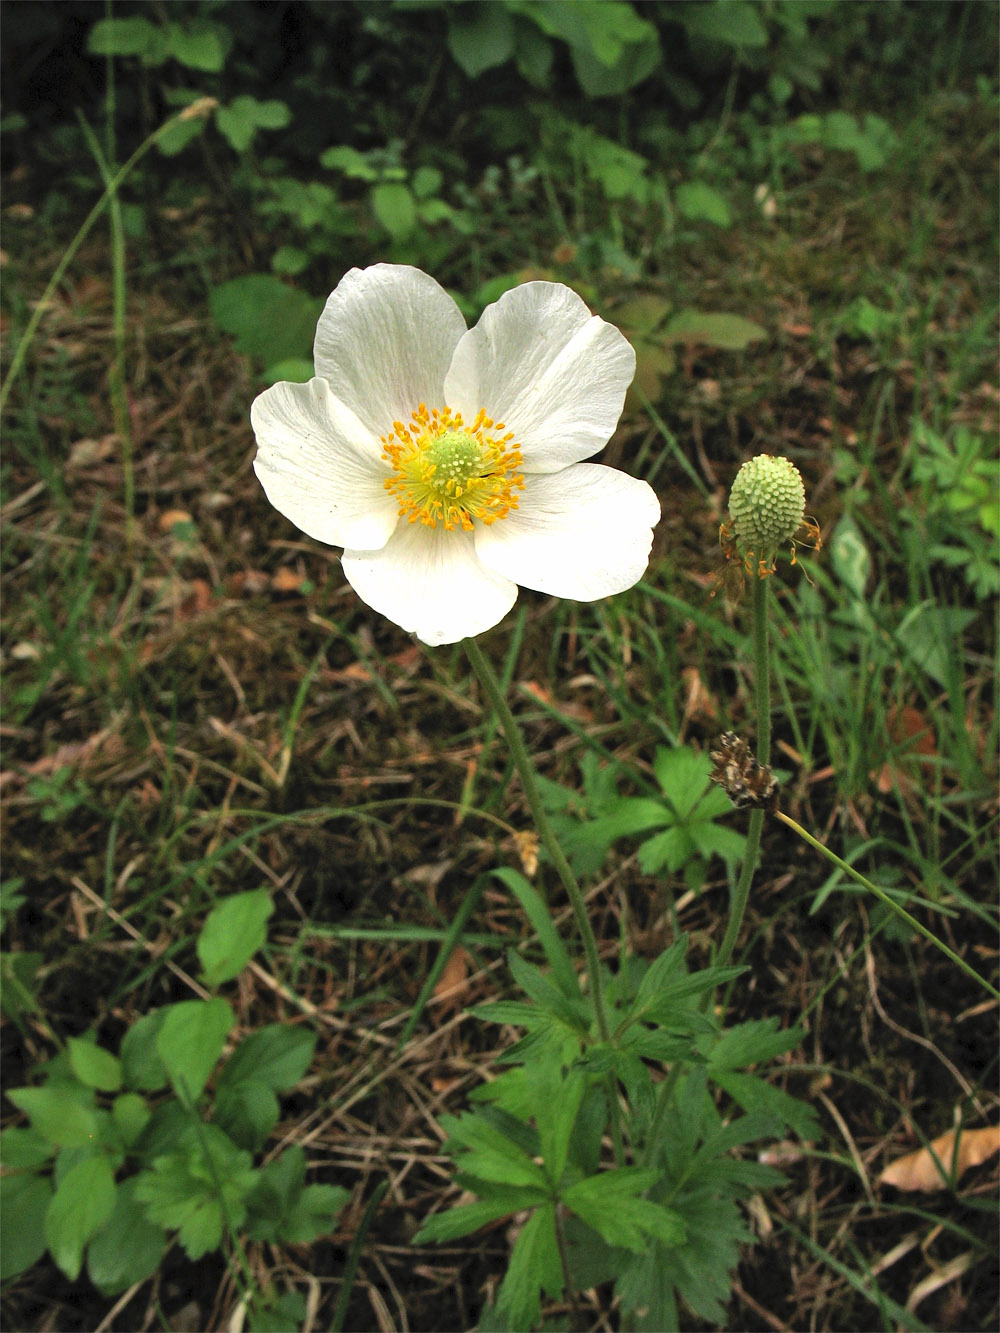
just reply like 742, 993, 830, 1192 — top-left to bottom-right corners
381, 403, 524, 532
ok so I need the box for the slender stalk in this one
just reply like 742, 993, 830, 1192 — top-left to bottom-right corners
715, 574, 770, 971
774, 809, 999, 1000
78, 112, 135, 547
463, 635, 611, 1043
0, 102, 213, 415
645, 576, 772, 1164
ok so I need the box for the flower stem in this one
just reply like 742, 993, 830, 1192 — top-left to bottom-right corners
715, 574, 770, 972
774, 809, 999, 1000
463, 636, 611, 1044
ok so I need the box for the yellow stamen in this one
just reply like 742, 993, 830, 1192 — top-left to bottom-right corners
381, 404, 525, 531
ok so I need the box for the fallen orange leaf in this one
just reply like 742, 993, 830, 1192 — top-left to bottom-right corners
432, 946, 471, 1014
879, 1124, 1000, 1191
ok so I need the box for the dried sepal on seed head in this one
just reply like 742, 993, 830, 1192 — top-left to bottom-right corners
719, 455, 820, 580
709, 732, 779, 810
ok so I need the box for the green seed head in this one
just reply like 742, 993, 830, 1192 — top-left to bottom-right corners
728, 455, 806, 554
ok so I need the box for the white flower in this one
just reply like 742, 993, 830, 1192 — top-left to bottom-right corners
251, 264, 660, 646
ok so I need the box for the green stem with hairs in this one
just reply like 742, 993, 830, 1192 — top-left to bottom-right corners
774, 809, 999, 1000
463, 635, 611, 1045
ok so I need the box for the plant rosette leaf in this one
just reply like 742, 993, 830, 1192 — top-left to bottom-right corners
219, 1023, 316, 1094
45, 1156, 117, 1281
197, 889, 274, 987
0, 1173, 52, 1280
133, 1124, 258, 1261
156, 997, 234, 1103
87, 1177, 166, 1296
120, 1008, 170, 1092
67, 1037, 122, 1092
7, 1085, 98, 1148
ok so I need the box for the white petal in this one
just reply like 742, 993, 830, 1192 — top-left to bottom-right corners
444, 282, 635, 472
313, 265, 467, 439
342, 524, 518, 647
474, 464, 659, 600
251, 378, 399, 550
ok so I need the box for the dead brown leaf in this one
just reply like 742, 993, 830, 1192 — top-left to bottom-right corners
879, 1124, 1000, 1191
271, 567, 308, 592
432, 946, 471, 1013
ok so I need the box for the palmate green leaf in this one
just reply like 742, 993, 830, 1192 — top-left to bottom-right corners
0, 1172, 52, 1280
706, 1017, 807, 1070
280, 1183, 350, 1244
7, 1085, 97, 1148
495, 1202, 562, 1332
156, 997, 233, 1103
67, 1037, 122, 1092
525, 1063, 585, 1185
133, 1125, 257, 1261
653, 746, 712, 815
197, 889, 274, 987
506, 949, 589, 1030
688, 820, 746, 867
414, 1185, 548, 1244
164, 19, 231, 72
45, 1156, 116, 1281
711, 1069, 820, 1141
216, 96, 290, 153
562, 1169, 682, 1252
219, 1023, 316, 1093
86, 1176, 166, 1297
637, 825, 694, 874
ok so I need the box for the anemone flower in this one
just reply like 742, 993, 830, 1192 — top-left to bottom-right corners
251, 264, 659, 645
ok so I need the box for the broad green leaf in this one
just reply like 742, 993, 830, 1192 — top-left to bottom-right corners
214, 1080, 279, 1152
8, 1086, 97, 1148
87, 16, 164, 60
216, 95, 290, 152
156, 998, 233, 1103
678, 1, 769, 48
637, 825, 693, 875
319, 144, 379, 180
372, 182, 417, 240
676, 180, 731, 227
447, 2, 515, 76
67, 1038, 122, 1093
156, 118, 206, 157
112, 1093, 151, 1147
0, 1173, 52, 1279
219, 1024, 315, 1094
262, 357, 313, 385
87, 1176, 166, 1296
197, 890, 273, 987
664, 309, 767, 350
0, 1127, 54, 1168
120, 1009, 169, 1091
164, 19, 230, 72
209, 275, 322, 368
688, 821, 746, 866
45, 1156, 116, 1281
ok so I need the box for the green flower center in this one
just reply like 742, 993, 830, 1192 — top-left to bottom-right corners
728, 455, 805, 553
382, 405, 525, 532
